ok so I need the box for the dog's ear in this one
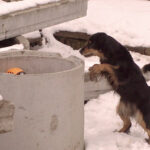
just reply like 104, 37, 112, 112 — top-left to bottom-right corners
89, 32, 107, 50
103, 35, 127, 58
97, 33, 107, 48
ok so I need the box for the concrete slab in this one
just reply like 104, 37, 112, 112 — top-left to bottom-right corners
0, 0, 87, 40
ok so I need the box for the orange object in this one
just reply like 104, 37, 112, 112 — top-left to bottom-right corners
7, 67, 25, 75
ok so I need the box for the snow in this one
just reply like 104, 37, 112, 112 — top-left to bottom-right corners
43, 0, 150, 47
0, 44, 24, 52
84, 91, 150, 150
1, 0, 150, 149
0, 0, 60, 16
24, 31, 41, 39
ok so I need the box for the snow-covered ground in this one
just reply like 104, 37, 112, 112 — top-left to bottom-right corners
42, 0, 150, 47
1, 0, 150, 149
84, 91, 150, 150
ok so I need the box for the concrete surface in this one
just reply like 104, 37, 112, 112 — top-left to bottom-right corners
0, 99, 15, 134
0, 0, 87, 41
0, 50, 84, 150
84, 72, 112, 100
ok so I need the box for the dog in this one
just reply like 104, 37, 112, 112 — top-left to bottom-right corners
142, 64, 150, 81
80, 32, 150, 143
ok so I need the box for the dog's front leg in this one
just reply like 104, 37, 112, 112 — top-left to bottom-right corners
89, 64, 103, 81
89, 63, 119, 84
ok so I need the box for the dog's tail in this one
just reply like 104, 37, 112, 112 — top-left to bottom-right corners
142, 64, 150, 73
142, 63, 150, 81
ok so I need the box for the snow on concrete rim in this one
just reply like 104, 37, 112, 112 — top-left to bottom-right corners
0, 0, 60, 16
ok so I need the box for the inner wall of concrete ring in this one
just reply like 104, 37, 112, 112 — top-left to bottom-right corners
0, 50, 84, 150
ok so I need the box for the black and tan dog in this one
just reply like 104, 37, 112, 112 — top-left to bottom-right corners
80, 32, 150, 143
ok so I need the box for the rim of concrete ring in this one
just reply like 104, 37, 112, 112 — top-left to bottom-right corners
0, 50, 84, 77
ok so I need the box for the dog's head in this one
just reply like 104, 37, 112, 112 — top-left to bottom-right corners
80, 32, 132, 64
80, 32, 107, 60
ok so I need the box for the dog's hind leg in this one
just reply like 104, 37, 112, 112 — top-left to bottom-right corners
135, 111, 150, 144
116, 101, 131, 133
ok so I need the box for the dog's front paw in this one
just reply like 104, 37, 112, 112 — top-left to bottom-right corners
89, 64, 101, 82
89, 64, 101, 73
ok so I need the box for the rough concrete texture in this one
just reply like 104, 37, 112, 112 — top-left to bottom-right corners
0, 50, 84, 150
84, 72, 112, 100
0, 99, 15, 134
0, 0, 87, 41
